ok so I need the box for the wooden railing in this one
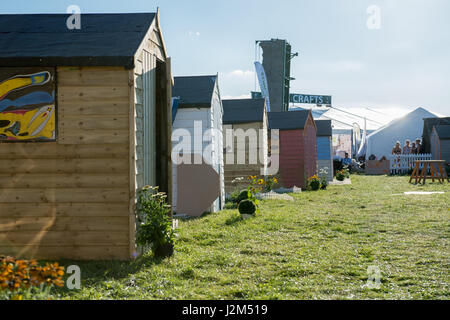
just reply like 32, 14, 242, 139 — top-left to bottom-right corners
389, 154, 432, 174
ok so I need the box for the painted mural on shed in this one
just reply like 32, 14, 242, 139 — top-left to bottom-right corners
0, 68, 56, 141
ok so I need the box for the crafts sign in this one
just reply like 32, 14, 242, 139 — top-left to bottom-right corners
290, 94, 332, 105
0, 67, 56, 142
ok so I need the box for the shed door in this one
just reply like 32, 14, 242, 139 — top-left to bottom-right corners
143, 50, 156, 186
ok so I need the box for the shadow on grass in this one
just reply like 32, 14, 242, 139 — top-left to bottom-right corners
225, 214, 243, 226
54, 251, 167, 293
175, 211, 215, 222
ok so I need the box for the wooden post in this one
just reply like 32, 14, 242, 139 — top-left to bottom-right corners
409, 162, 419, 184
437, 162, 450, 183
128, 69, 137, 259
165, 57, 173, 216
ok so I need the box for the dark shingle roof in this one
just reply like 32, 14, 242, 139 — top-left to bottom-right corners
172, 75, 217, 108
222, 99, 265, 124
422, 117, 450, 153
268, 110, 312, 130
315, 120, 332, 137
434, 124, 450, 139
0, 13, 156, 69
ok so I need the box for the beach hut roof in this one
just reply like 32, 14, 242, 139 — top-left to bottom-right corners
222, 98, 265, 124
172, 75, 217, 108
423, 117, 450, 138
268, 110, 312, 130
434, 124, 450, 139
0, 13, 157, 69
315, 120, 332, 137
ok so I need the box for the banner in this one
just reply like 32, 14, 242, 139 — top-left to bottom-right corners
352, 122, 361, 156
254, 62, 271, 112
357, 118, 367, 159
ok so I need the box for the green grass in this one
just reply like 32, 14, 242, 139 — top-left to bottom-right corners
58, 175, 449, 300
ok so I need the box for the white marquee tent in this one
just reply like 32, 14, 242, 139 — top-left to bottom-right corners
364, 107, 437, 159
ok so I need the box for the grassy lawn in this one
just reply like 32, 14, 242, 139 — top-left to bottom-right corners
58, 175, 449, 300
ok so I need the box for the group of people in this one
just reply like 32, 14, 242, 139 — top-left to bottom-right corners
392, 138, 422, 155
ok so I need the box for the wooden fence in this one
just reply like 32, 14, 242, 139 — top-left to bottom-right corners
389, 154, 432, 174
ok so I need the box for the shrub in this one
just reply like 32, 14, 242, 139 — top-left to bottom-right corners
319, 167, 329, 190
238, 199, 256, 215
264, 176, 278, 192
307, 175, 321, 191
224, 202, 237, 210
228, 189, 240, 204
136, 186, 175, 258
236, 189, 249, 203
333, 159, 344, 175
0, 256, 64, 300
336, 168, 349, 181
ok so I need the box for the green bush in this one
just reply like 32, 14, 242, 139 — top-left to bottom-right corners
228, 189, 241, 203
307, 175, 321, 191
236, 189, 249, 203
238, 199, 256, 215
336, 172, 345, 181
224, 202, 237, 210
136, 186, 174, 258
310, 180, 320, 190
336, 168, 349, 181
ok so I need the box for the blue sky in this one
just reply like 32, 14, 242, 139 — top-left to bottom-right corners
3, 0, 449, 116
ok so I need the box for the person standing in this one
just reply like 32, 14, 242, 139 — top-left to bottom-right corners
403, 140, 412, 154
392, 141, 402, 173
411, 142, 418, 154
415, 138, 422, 154
392, 141, 402, 155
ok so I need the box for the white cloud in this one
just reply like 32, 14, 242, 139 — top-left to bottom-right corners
225, 70, 255, 79
188, 31, 200, 37
219, 70, 256, 99
221, 94, 252, 100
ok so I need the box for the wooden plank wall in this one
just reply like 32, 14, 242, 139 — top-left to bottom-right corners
303, 117, 318, 183
134, 21, 165, 191
223, 121, 267, 193
279, 130, 305, 188
0, 66, 131, 260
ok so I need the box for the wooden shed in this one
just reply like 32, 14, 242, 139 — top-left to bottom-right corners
222, 98, 268, 193
422, 117, 450, 153
171, 75, 225, 214
430, 125, 450, 164
315, 120, 333, 182
0, 12, 172, 260
268, 110, 317, 189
